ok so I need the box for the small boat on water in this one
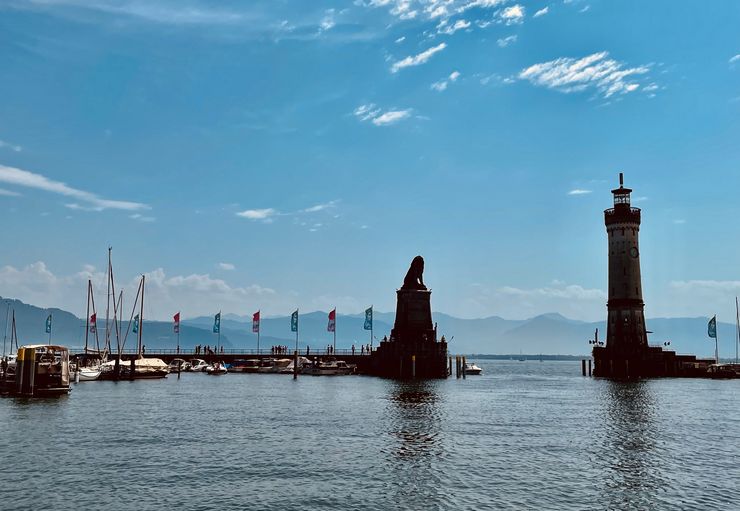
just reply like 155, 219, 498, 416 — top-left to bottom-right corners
707, 363, 740, 379
2, 345, 71, 396
206, 361, 227, 375
168, 358, 190, 372
257, 358, 292, 373
189, 359, 210, 372
464, 362, 482, 375
302, 359, 356, 376
76, 366, 102, 381
229, 359, 260, 373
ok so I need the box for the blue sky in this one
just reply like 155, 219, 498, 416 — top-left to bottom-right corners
0, 0, 739, 323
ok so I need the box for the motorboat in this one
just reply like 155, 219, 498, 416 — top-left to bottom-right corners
206, 361, 228, 375
99, 357, 169, 379
257, 358, 292, 373
707, 364, 740, 379
302, 359, 356, 376
464, 362, 483, 375
5, 345, 71, 396
278, 357, 311, 374
189, 359, 211, 372
76, 366, 102, 381
168, 358, 191, 372
229, 359, 260, 373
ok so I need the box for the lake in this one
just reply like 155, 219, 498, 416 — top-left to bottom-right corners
1, 360, 739, 510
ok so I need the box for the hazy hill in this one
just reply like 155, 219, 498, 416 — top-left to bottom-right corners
0, 296, 733, 358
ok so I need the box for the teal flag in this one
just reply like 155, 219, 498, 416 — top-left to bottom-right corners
708, 316, 717, 339
45, 314, 52, 334
291, 310, 298, 332
364, 306, 373, 330
213, 312, 221, 334
133, 314, 139, 334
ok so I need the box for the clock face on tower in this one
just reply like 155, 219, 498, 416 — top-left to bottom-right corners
629, 247, 639, 259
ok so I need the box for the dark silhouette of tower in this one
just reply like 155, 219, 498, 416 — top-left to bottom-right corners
593, 174, 713, 377
605, 173, 648, 353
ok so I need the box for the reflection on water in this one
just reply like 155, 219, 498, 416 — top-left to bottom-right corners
384, 381, 451, 510
596, 380, 666, 510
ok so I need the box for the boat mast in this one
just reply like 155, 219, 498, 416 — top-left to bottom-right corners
735, 296, 740, 364
85, 280, 91, 353
138, 275, 145, 359
2, 299, 9, 357
105, 247, 112, 356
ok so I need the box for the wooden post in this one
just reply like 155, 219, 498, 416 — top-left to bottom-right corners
293, 350, 298, 380
462, 356, 466, 379
588, 359, 592, 376
412, 355, 416, 379
448, 356, 452, 377
130, 357, 135, 381
114, 357, 120, 381
581, 359, 586, 376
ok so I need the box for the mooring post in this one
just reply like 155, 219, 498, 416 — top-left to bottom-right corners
130, 358, 135, 381
114, 358, 120, 381
448, 356, 452, 376
581, 359, 586, 376
293, 350, 298, 380
412, 355, 416, 379
456, 356, 461, 379
588, 359, 592, 377
462, 356, 466, 379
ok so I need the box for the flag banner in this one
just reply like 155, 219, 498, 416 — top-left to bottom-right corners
253, 311, 260, 333
328, 309, 336, 333
213, 312, 221, 334
90, 313, 97, 333
364, 306, 373, 330
173, 312, 180, 334
45, 314, 52, 334
708, 316, 717, 339
291, 310, 298, 332
133, 314, 139, 334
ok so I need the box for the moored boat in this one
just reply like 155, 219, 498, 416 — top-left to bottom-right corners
206, 361, 227, 375
190, 359, 210, 372
229, 359, 260, 373
168, 358, 190, 372
464, 362, 483, 375
302, 359, 356, 376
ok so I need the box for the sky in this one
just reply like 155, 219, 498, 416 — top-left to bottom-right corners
0, 0, 739, 323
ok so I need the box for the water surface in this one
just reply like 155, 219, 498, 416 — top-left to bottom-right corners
1, 361, 739, 510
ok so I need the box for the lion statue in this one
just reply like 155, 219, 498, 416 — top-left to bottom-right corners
402, 255, 426, 290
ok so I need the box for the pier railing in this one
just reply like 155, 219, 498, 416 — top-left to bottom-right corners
96, 348, 373, 357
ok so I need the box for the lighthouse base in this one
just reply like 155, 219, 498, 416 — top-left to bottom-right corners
593, 345, 714, 378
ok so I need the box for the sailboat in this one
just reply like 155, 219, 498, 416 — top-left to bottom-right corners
73, 280, 104, 381
119, 275, 169, 379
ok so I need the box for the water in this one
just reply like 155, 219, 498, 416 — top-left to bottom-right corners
2, 360, 740, 510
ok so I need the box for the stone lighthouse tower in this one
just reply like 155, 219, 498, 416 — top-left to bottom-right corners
605, 173, 648, 353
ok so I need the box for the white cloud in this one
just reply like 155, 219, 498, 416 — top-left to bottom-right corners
567, 189, 592, 195
0, 262, 285, 322
0, 140, 22, 152
366, 0, 507, 23
534, 6, 549, 17
730, 55, 740, 66
129, 213, 155, 222
431, 70, 461, 91
0, 188, 21, 197
519, 51, 652, 98
0, 164, 149, 211
462, 280, 607, 321
354, 104, 413, 126
391, 42, 447, 73
217, 262, 235, 271
497, 35, 517, 47
395, 36, 405, 43
373, 110, 412, 125
438, 18, 471, 35
302, 200, 338, 213
500, 4, 525, 24
235, 208, 278, 221
319, 8, 336, 31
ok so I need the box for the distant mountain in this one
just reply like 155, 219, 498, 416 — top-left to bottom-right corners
0, 297, 231, 352
0, 296, 732, 357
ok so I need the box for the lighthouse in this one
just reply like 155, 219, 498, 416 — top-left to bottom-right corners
605, 173, 648, 353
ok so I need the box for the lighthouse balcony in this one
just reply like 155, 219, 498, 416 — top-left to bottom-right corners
605, 207, 641, 225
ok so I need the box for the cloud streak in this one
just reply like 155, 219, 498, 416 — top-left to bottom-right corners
354, 104, 413, 126
391, 43, 447, 73
0, 164, 149, 211
519, 51, 652, 98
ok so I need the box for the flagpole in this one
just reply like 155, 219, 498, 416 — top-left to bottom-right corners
257, 310, 260, 354
2, 300, 8, 357
218, 310, 221, 353
370, 305, 373, 351
295, 309, 299, 353
715, 315, 719, 365
333, 307, 337, 354
48, 313, 52, 345
735, 297, 739, 364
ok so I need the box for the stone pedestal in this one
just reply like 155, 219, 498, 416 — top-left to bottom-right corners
369, 288, 448, 379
